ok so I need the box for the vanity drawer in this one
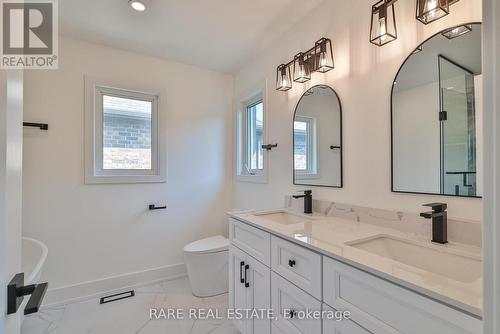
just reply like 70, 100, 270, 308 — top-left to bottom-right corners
229, 218, 271, 266
271, 271, 322, 334
323, 257, 482, 334
322, 304, 371, 334
271, 235, 322, 300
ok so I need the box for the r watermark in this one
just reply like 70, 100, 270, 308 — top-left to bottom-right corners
149, 308, 351, 322
1, 0, 58, 69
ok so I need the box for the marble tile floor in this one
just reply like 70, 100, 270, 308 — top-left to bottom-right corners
22, 277, 240, 334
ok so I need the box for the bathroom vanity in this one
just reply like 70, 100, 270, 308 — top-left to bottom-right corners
228, 208, 482, 334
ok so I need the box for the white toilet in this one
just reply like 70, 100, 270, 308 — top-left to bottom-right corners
183, 235, 229, 297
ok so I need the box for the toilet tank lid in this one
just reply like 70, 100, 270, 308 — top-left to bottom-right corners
184, 235, 229, 254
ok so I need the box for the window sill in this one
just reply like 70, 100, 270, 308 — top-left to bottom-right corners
85, 174, 166, 185
236, 174, 268, 184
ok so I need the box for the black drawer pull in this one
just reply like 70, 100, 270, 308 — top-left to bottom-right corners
289, 309, 297, 318
288, 259, 296, 268
240, 261, 245, 283
244, 264, 250, 288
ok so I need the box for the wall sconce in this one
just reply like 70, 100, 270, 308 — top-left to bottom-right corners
441, 24, 472, 39
315, 38, 334, 73
370, 0, 398, 46
276, 64, 292, 91
370, 0, 460, 46
416, 0, 449, 24
275, 38, 334, 92
293, 53, 311, 83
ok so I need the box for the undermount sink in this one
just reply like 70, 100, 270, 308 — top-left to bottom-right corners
347, 235, 482, 283
253, 211, 313, 225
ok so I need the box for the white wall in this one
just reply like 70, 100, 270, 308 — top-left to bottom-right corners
0, 70, 23, 334
482, 0, 499, 331
233, 0, 482, 220
393, 82, 440, 193
22, 37, 233, 292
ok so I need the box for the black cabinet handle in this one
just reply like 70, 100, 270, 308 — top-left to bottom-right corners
289, 309, 297, 318
244, 264, 250, 288
240, 261, 245, 283
288, 259, 296, 268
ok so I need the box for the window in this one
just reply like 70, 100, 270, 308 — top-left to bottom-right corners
246, 101, 264, 172
236, 92, 267, 182
85, 78, 165, 184
294, 116, 317, 176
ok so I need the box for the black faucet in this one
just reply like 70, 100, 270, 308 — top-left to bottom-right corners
293, 190, 313, 214
420, 203, 448, 244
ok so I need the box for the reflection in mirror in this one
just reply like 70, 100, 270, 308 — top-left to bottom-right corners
293, 85, 342, 187
392, 23, 482, 197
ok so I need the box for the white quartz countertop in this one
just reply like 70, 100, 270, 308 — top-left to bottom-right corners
229, 209, 483, 318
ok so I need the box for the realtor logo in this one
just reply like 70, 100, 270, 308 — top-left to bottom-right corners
1, 0, 58, 69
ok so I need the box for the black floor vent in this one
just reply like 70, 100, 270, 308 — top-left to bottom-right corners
99, 290, 135, 304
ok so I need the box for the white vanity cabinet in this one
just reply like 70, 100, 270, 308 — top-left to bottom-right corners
323, 257, 482, 334
229, 244, 271, 334
228, 217, 482, 334
322, 305, 371, 334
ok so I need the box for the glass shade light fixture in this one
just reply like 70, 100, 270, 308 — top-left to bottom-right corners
370, 0, 460, 47
275, 37, 335, 92
370, 0, 397, 47
314, 38, 334, 73
276, 64, 292, 91
416, 0, 449, 24
293, 53, 311, 83
441, 24, 472, 39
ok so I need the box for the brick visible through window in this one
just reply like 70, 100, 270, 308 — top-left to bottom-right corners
102, 95, 152, 170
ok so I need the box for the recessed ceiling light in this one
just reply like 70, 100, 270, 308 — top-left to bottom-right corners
129, 0, 146, 11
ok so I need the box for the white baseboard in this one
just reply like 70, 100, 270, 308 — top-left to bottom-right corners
43, 263, 187, 307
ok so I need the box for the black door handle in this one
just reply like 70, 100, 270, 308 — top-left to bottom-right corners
7, 273, 48, 315
244, 264, 250, 288
24, 283, 48, 315
288, 259, 296, 268
289, 309, 297, 318
240, 261, 245, 283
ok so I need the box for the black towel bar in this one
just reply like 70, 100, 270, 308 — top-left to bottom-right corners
23, 122, 48, 130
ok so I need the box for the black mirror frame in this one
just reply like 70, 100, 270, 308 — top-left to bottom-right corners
292, 84, 343, 189
390, 21, 483, 199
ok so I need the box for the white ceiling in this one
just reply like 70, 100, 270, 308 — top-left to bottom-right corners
59, 0, 325, 73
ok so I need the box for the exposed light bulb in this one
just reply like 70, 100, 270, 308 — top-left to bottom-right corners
378, 18, 387, 42
299, 65, 306, 78
319, 52, 328, 68
281, 74, 289, 87
129, 0, 146, 11
427, 0, 437, 18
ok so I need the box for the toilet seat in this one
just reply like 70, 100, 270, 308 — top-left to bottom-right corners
183, 235, 229, 254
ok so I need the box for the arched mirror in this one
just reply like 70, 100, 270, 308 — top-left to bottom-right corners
293, 85, 343, 188
392, 23, 482, 197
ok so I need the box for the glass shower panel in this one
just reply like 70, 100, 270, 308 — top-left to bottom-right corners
439, 56, 477, 196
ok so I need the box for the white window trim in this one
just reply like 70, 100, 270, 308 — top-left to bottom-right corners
294, 116, 319, 180
235, 81, 269, 184
84, 76, 166, 184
